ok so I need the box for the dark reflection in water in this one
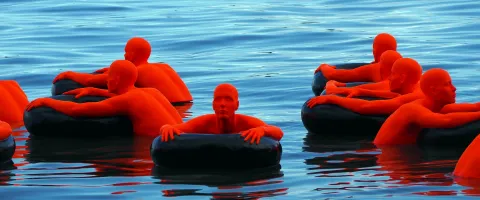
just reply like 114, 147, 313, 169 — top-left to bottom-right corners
0, 161, 15, 186
152, 164, 287, 199
303, 133, 480, 197
25, 134, 155, 177
23, 133, 287, 198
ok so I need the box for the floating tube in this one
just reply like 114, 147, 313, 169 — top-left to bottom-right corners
0, 135, 15, 164
301, 95, 387, 137
23, 95, 133, 137
312, 63, 370, 96
151, 134, 282, 169
301, 96, 480, 146
419, 122, 480, 147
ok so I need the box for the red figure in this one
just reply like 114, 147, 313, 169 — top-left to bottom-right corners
0, 121, 12, 141
160, 83, 284, 144
52, 37, 193, 103
373, 68, 480, 145
26, 60, 183, 137
453, 134, 480, 178
325, 50, 403, 98
0, 80, 29, 128
314, 33, 397, 83
307, 58, 423, 114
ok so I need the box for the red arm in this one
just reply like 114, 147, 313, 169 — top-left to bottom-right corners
323, 64, 377, 82
350, 88, 400, 99
240, 115, 284, 141
351, 81, 389, 90
261, 125, 284, 141
329, 95, 403, 115
94, 66, 110, 73
54, 71, 107, 87
413, 105, 480, 128
63, 87, 117, 98
325, 81, 389, 96
85, 74, 108, 86
308, 93, 422, 115
27, 95, 127, 117
440, 103, 480, 113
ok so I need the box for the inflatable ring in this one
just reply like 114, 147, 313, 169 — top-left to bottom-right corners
151, 134, 282, 169
419, 122, 480, 147
51, 72, 104, 96
301, 96, 480, 147
24, 95, 133, 137
312, 63, 370, 96
301, 96, 387, 138
0, 135, 15, 164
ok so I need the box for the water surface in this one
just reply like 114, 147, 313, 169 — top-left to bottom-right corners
1, 0, 480, 199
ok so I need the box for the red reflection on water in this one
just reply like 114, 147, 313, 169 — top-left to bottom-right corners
373, 145, 454, 187
413, 190, 457, 196
111, 190, 136, 195
455, 177, 480, 196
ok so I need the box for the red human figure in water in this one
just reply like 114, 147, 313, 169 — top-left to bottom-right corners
373, 68, 480, 145
0, 80, 29, 128
325, 50, 404, 99
307, 58, 424, 115
159, 83, 284, 144
26, 60, 183, 137
314, 33, 397, 83
52, 37, 193, 103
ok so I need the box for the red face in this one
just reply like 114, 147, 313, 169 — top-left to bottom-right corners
380, 62, 391, 80
388, 72, 404, 93
107, 73, 119, 93
124, 46, 134, 63
433, 78, 457, 104
212, 89, 238, 120
372, 45, 378, 62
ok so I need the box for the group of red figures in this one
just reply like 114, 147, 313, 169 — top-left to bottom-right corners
0, 34, 478, 180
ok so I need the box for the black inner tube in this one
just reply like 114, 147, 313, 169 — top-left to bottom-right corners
0, 135, 15, 164
151, 133, 282, 169
23, 95, 133, 137
301, 95, 480, 147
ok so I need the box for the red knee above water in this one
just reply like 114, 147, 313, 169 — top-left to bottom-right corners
160, 83, 284, 144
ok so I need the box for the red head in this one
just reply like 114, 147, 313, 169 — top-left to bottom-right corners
379, 50, 403, 80
388, 58, 422, 94
212, 83, 239, 120
124, 37, 151, 66
373, 33, 397, 63
107, 60, 138, 94
420, 68, 456, 105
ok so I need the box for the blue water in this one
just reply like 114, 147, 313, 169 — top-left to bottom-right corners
0, 0, 479, 199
